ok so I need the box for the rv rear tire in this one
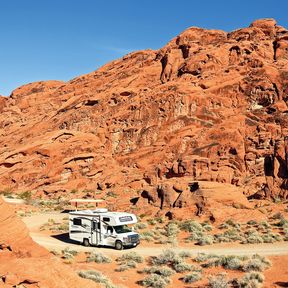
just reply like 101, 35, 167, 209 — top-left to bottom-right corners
115, 240, 123, 250
83, 238, 90, 247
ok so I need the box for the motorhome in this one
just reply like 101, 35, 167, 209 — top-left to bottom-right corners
69, 208, 140, 250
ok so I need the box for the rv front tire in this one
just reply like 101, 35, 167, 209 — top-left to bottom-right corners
83, 238, 90, 247
115, 240, 123, 250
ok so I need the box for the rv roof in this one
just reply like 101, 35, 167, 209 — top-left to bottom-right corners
69, 209, 134, 217
70, 199, 104, 203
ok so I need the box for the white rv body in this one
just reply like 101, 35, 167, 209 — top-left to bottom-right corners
69, 208, 140, 249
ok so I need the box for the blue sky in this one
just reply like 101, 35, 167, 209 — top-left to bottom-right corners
0, 0, 287, 96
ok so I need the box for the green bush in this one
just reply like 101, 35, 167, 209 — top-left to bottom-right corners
135, 222, 148, 230
208, 273, 229, 288
141, 274, 171, 288
86, 252, 112, 263
173, 262, 194, 273
179, 220, 203, 232
62, 247, 78, 259
242, 255, 271, 272
19, 191, 32, 200
142, 266, 175, 277
238, 272, 264, 287
202, 255, 246, 271
182, 271, 202, 283
151, 250, 181, 266
115, 260, 137, 272
178, 250, 192, 258
197, 235, 214, 246
185, 231, 204, 242
261, 232, 282, 243
222, 256, 242, 270
165, 223, 179, 237
258, 221, 270, 229
116, 252, 143, 263
202, 223, 213, 231
194, 253, 218, 263
243, 231, 264, 244
247, 220, 257, 226
78, 270, 117, 288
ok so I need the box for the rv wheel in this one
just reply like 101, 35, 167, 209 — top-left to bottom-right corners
83, 238, 90, 247
115, 240, 123, 250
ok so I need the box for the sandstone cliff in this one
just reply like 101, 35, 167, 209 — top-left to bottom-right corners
1, 19, 288, 216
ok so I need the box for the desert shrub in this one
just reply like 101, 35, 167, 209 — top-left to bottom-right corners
242, 255, 271, 272
179, 220, 203, 233
106, 191, 118, 198
218, 223, 230, 230
224, 228, 243, 240
151, 249, 181, 266
115, 260, 137, 272
165, 223, 179, 237
185, 231, 204, 242
247, 220, 257, 226
142, 266, 175, 277
208, 273, 229, 288
173, 262, 194, 273
243, 231, 263, 244
178, 250, 192, 258
197, 234, 214, 246
284, 228, 288, 241
261, 232, 282, 243
140, 230, 155, 238
86, 252, 112, 263
147, 219, 157, 225
238, 272, 264, 287
276, 217, 288, 228
78, 270, 116, 288
182, 271, 202, 283
258, 221, 270, 229
222, 256, 243, 270
202, 255, 246, 271
225, 219, 237, 227
202, 221, 213, 231
141, 274, 171, 288
155, 216, 164, 223
140, 232, 154, 242
194, 253, 218, 263
116, 252, 143, 263
19, 191, 32, 200
62, 247, 78, 259
135, 222, 148, 230
214, 234, 232, 243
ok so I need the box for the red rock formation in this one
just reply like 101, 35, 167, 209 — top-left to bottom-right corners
1, 18, 288, 215
0, 197, 95, 287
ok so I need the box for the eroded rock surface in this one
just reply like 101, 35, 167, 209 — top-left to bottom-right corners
0, 197, 96, 287
1, 19, 288, 215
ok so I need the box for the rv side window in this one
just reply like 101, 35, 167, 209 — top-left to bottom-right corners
103, 217, 110, 222
92, 222, 100, 230
73, 218, 82, 226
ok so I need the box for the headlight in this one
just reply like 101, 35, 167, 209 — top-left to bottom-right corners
123, 237, 129, 243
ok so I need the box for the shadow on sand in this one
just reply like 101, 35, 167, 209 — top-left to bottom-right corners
51, 233, 136, 250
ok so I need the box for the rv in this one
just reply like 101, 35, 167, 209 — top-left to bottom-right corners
69, 208, 140, 250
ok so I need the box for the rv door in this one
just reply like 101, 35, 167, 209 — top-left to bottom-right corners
91, 219, 101, 245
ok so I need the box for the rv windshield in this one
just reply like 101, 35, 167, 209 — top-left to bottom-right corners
114, 225, 132, 234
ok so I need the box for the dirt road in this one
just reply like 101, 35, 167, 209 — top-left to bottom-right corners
23, 212, 288, 257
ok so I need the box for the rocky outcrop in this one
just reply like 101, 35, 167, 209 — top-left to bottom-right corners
0, 197, 95, 288
1, 19, 288, 212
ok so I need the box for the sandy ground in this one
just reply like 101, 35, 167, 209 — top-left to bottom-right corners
17, 209, 288, 287
22, 212, 288, 257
